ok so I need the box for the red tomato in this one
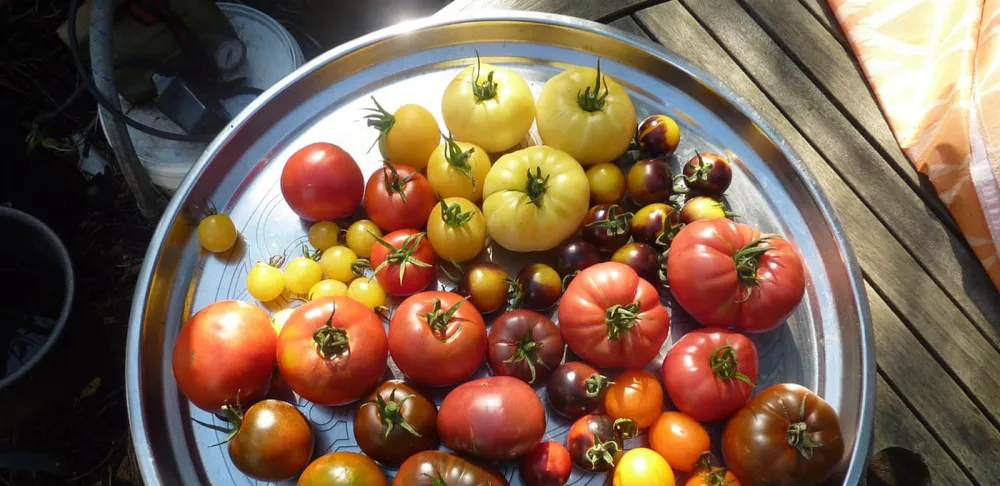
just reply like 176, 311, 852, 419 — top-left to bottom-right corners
280, 142, 364, 221
667, 219, 805, 332
363, 162, 436, 232
438, 376, 546, 461
519, 441, 571, 486
389, 291, 487, 386
558, 262, 670, 368
172, 300, 276, 411
370, 229, 436, 296
663, 329, 758, 422
275, 296, 388, 405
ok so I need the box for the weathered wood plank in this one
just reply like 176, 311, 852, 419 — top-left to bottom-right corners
438, 0, 660, 21
797, 0, 849, 45
677, 0, 1000, 347
634, 1, 1000, 445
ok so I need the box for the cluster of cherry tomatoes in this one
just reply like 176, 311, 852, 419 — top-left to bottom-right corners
185, 54, 846, 486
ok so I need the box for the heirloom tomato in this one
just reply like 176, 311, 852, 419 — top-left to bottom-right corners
438, 376, 546, 461
369, 229, 436, 296
275, 296, 388, 405
649, 411, 710, 473
426, 197, 487, 262
394, 450, 508, 486
281, 142, 363, 221
554, 240, 601, 281
441, 56, 535, 153
354, 380, 438, 465
198, 213, 237, 253
364, 162, 436, 232
566, 414, 632, 472
510, 263, 562, 311
546, 362, 612, 419
683, 152, 733, 196
667, 219, 806, 332
558, 262, 670, 368
427, 133, 491, 202
611, 242, 660, 283
519, 441, 571, 486
298, 452, 388, 486
455, 262, 510, 314
613, 448, 675, 486
723, 383, 844, 486
631, 203, 682, 246
603, 369, 663, 429
206, 399, 312, 482
637, 114, 680, 157
586, 162, 626, 204
686, 464, 740, 486
482, 146, 590, 251
626, 157, 673, 206
536, 61, 637, 165
663, 329, 758, 422
679, 196, 729, 224
487, 309, 564, 384
365, 97, 439, 169
389, 291, 487, 386
172, 300, 276, 411
581, 204, 633, 253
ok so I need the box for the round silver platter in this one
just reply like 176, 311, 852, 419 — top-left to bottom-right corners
126, 11, 874, 486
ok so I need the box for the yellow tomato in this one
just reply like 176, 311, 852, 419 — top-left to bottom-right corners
320, 246, 359, 283
247, 259, 285, 302
536, 62, 637, 165
366, 99, 440, 169
270, 308, 295, 335
441, 60, 535, 153
284, 256, 322, 294
426, 134, 491, 202
308, 279, 348, 300
586, 162, 626, 204
612, 448, 675, 486
482, 146, 590, 251
348, 278, 387, 309
307, 221, 340, 250
426, 197, 487, 262
197, 213, 238, 253
345, 220, 381, 258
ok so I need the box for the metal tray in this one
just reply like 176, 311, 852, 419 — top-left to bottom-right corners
126, 11, 874, 486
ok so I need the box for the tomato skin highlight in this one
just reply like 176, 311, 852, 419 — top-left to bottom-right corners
172, 300, 276, 411
519, 441, 571, 486
663, 329, 758, 422
281, 142, 364, 221
226, 399, 313, 482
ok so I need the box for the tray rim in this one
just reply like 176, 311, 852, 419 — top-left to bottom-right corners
126, 10, 875, 485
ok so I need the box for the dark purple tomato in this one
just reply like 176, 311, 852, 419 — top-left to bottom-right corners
510, 263, 562, 311
566, 414, 628, 472
679, 196, 729, 224
631, 203, 682, 247
546, 362, 612, 419
581, 204, 633, 253
220, 399, 313, 482
488, 310, 565, 384
683, 152, 733, 196
637, 115, 680, 157
354, 381, 439, 465
627, 158, 673, 206
611, 242, 660, 283
554, 240, 601, 278
519, 441, 572, 486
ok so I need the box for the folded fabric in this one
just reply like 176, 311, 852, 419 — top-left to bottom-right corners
829, 0, 1000, 291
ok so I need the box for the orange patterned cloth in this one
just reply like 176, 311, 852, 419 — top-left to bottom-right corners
830, 0, 1000, 290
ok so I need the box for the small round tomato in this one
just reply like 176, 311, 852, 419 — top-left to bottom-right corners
298, 452, 388, 486
632, 203, 682, 246
210, 399, 313, 482
509, 263, 562, 311
637, 114, 680, 157
247, 256, 285, 302
284, 252, 323, 294
546, 362, 612, 419
345, 219, 381, 258
581, 204, 633, 253
307, 221, 340, 250
613, 448, 675, 486
604, 369, 663, 429
686, 464, 741, 486
308, 279, 348, 300
427, 197, 487, 262
427, 133, 492, 202
649, 411, 711, 473
364, 162, 436, 232
679, 196, 729, 224
567, 414, 629, 472
441, 57, 535, 153
348, 277, 387, 309
271, 308, 294, 335
281, 142, 364, 221
320, 245, 359, 283
611, 242, 660, 283
365, 98, 439, 169
354, 380, 439, 465
369, 230, 436, 296
488, 310, 564, 384
389, 291, 487, 386
586, 162, 626, 204
438, 376, 546, 461
683, 152, 733, 196
664, 329, 758, 422
554, 240, 601, 278
520, 441, 571, 486
172, 301, 276, 411
198, 213, 238, 253
455, 262, 510, 314
627, 158, 673, 206
276, 297, 388, 405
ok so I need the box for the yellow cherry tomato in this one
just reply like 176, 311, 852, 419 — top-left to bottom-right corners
307, 221, 340, 250
586, 162, 626, 204
197, 213, 238, 253
426, 133, 492, 202
345, 220, 381, 258
612, 448, 675, 486
247, 258, 285, 302
482, 146, 590, 251
348, 278, 387, 309
284, 256, 322, 294
320, 246, 359, 283
366, 98, 440, 169
271, 308, 295, 335
308, 279, 348, 300
426, 197, 487, 262
441, 59, 535, 153
536, 61, 637, 166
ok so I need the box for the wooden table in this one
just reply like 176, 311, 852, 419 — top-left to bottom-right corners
440, 1, 1000, 484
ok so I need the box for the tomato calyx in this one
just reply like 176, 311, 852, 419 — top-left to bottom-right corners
584, 432, 620, 469
786, 394, 825, 459
471, 51, 498, 102
442, 132, 477, 186
363, 96, 395, 156
422, 473, 448, 486
503, 276, 524, 309
503, 331, 549, 384
585, 205, 633, 237
380, 161, 418, 203
733, 237, 774, 302
693, 453, 733, 486
312, 309, 351, 359
604, 301, 643, 340
191, 398, 244, 447
683, 152, 715, 186
439, 198, 475, 228
577, 59, 610, 112
370, 231, 433, 285
584, 372, 613, 398
351, 258, 372, 279
361, 387, 421, 438
421, 297, 469, 335
709, 344, 755, 387
653, 220, 685, 248
522, 167, 551, 207
613, 417, 638, 440
302, 245, 322, 262
264, 254, 285, 268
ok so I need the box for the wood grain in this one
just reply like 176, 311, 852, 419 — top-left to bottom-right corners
797, 0, 849, 45
438, 0, 660, 21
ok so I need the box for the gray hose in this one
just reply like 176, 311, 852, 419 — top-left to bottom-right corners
88, 0, 165, 220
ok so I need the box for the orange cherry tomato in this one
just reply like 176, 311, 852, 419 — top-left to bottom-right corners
649, 411, 710, 473
603, 369, 663, 429
685, 466, 741, 486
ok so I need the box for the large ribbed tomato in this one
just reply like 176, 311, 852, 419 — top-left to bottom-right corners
663, 329, 758, 422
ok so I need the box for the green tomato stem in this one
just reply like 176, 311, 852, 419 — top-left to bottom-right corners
421, 297, 469, 334
471, 50, 498, 102
577, 58, 610, 112
604, 301, 642, 340
312, 308, 350, 359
